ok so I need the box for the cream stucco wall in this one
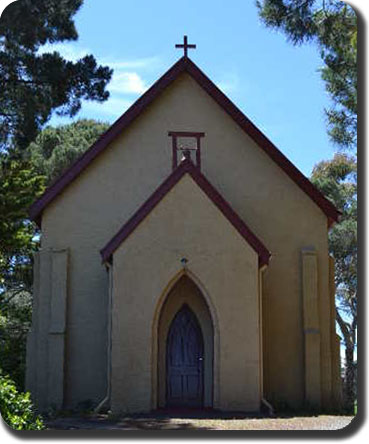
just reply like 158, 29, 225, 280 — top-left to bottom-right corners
111, 174, 261, 412
28, 69, 337, 411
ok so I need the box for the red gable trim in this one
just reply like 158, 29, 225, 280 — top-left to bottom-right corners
100, 159, 271, 267
168, 131, 205, 137
184, 61, 340, 226
29, 57, 187, 222
29, 56, 339, 225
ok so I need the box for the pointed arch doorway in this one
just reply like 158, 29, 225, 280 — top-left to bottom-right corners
157, 275, 214, 409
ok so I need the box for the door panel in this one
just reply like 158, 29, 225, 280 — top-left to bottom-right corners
166, 305, 203, 407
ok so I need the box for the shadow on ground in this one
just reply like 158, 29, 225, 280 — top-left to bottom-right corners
46, 414, 214, 430
45, 410, 354, 431
46, 409, 263, 430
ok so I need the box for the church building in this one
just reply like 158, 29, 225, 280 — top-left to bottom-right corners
26, 38, 342, 413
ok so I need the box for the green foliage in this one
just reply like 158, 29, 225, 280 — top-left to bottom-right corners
0, 155, 44, 390
256, 0, 357, 150
311, 154, 357, 302
311, 153, 357, 413
29, 119, 110, 184
0, 156, 45, 295
0, 292, 32, 390
0, 0, 112, 393
257, 0, 357, 413
0, 371, 44, 430
0, 0, 112, 151
0, 120, 107, 388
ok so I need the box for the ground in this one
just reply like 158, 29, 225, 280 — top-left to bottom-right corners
46, 412, 354, 431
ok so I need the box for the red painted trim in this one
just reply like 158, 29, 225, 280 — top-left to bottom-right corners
29, 57, 188, 222
29, 56, 339, 224
168, 131, 204, 171
196, 136, 201, 171
100, 159, 271, 266
168, 131, 205, 137
172, 136, 178, 170
183, 60, 340, 225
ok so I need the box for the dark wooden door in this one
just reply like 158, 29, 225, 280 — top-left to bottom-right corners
166, 305, 204, 407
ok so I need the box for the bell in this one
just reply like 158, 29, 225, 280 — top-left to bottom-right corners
180, 149, 191, 162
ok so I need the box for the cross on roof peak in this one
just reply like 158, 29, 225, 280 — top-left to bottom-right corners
175, 35, 196, 58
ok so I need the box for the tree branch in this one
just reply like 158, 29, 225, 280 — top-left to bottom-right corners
336, 307, 352, 347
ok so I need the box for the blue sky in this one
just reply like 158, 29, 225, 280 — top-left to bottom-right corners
44, 0, 339, 177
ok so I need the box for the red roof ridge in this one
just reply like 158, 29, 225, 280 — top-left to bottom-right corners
100, 158, 271, 266
29, 56, 339, 225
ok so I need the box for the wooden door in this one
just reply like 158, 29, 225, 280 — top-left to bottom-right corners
166, 305, 204, 407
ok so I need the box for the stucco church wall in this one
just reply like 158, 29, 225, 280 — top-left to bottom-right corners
39, 71, 332, 409
111, 174, 261, 412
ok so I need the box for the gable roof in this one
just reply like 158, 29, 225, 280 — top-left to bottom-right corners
29, 56, 339, 225
100, 158, 271, 267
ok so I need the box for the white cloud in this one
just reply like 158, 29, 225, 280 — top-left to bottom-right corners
109, 72, 147, 95
37, 42, 161, 120
38, 42, 159, 71
106, 57, 159, 70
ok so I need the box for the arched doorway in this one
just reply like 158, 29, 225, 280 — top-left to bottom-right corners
156, 275, 214, 408
166, 305, 204, 407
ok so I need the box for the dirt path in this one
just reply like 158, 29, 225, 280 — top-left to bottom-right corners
46, 413, 354, 431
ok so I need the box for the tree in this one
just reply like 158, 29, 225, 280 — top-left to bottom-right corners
0, 291, 32, 390
0, 1, 113, 393
0, 120, 107, 388
0, 0, 113, 152
311, 153, 357, 413
28, 119, 110, 184
0, 156, 45, 297
0, 156, 45, 389
256, 0, 357, 150
257, 0, 358, 414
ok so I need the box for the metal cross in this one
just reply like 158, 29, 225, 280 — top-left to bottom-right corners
175, 35, 196, 58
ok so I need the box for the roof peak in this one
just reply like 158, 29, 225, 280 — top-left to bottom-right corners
29, 54, 339, 225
